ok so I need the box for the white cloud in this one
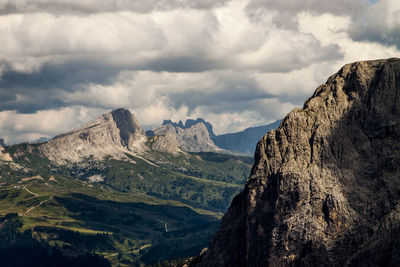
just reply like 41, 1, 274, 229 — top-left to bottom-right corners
349, 0, 400, 49
0, 0, 230, 14
297, 11, 400, 64
0, 106, 107, 143
1, 0, 400, 143
0, 0, 342, 75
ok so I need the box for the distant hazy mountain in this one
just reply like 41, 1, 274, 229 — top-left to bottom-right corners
213, 121, 281, 155
0, 138, 4, 146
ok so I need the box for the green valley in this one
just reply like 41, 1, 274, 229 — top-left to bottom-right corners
0, 145, 252, 266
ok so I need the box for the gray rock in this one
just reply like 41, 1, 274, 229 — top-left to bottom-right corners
151, 121, 220, 154
162, 118, 216, 139
0, 138, 12, 161
193, 58, 400, 266
39, 108, 147, 164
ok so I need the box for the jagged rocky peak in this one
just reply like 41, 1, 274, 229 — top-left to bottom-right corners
193, 58, 400, 266
0, 138, 5, 147
152, 118, 219, 153
162, 118, 216, 138
39, 108, 146, 164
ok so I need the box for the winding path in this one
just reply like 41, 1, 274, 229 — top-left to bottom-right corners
23, 186, 39, 197
25, 196, 53, 214
22, 186, 53, 215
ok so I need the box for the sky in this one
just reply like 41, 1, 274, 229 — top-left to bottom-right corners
1, 0, 400, 144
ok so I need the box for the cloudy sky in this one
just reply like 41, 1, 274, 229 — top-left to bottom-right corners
0, 0, 399, 143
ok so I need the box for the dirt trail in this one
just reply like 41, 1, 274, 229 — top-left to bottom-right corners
22, 186, 53, 214
25, 196, 53, 214
23, 186, 39, 197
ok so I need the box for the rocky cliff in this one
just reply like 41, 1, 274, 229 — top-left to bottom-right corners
192, 58, 400, 266
162, 118, 216, 139
151, 120, 220, 154
39, 108, 147, 164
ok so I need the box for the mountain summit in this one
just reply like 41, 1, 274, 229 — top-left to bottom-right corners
193, 58, 400, 266
151, 119, 219, 154
39, 108, 146, 164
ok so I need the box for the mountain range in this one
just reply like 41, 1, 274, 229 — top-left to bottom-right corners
0, 107, 267, 266
151, 117, 281, 155
3, 58, 398, 266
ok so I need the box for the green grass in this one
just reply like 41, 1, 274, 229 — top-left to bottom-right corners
0, 145, 253, 266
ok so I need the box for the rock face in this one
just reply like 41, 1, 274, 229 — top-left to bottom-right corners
213, 121, 281, 155
162, 118, 216, 139
193, 59, 400, 266
158, 118, 281, 155
151, 120, 219, 154
39, 108, 146, 164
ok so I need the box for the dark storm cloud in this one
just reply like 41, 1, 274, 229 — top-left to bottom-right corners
144, 56, 225, 73
1, 63, 108, 90
349, 1, 400, 50
168, 85, 275, 112
0, 0, 230, 14
0, 54, 224, 113
0, 60, 121, 113
246, 0, 367, 28
247, 0, 366, 15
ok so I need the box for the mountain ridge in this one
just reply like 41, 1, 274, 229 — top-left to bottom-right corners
39, 108, 147, 164
192, 58, 400, 266
160, 118, 281, 155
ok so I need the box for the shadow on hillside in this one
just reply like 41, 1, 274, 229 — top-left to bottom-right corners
54, 193, 218, 235
53, 193, 220, 264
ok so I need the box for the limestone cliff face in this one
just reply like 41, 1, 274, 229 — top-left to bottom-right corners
193, 59, 400, 266
39, 109, 146, 164
151, 121, 220, 154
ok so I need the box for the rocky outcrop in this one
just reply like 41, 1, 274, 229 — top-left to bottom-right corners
39, 108, 146, 164
151, 120, 220, 154
213, 121, 281, 155
193, 58, 400, 266
162, 118, 216, 139
0, 138, 12, 162
0, 145, 12, 162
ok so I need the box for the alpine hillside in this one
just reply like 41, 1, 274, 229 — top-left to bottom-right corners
0, 108, 256, 266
